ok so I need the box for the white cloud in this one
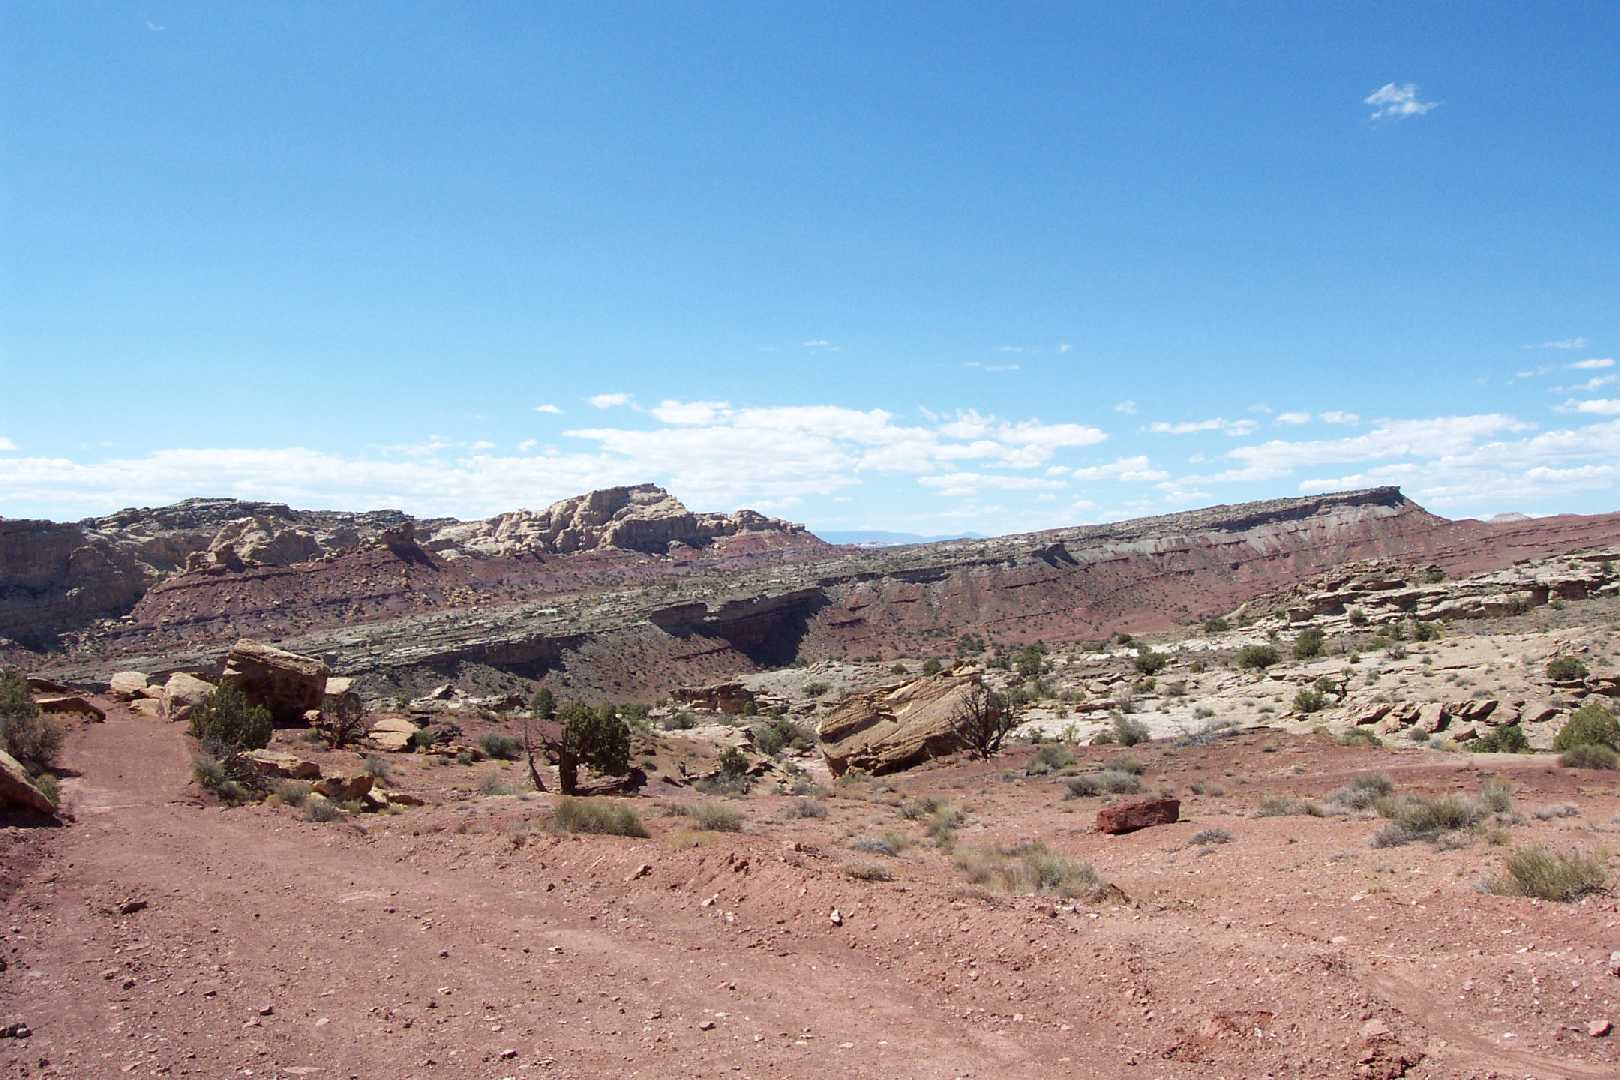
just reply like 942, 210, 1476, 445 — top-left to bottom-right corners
1113, 400, 1138, 415
801, 339, 839, 350
588, 393, 632, 409
1319, 410, 1360, 425
1571, 357, 1615, 370
963, 361, 1021, 372
1147, 417, 1260, 437
1216, 414, 1533, 481
650, 399, 731, 425
1526, 337, 1588, 351
917, 472, 1066, 498
0, 437, 15, 452
1561, 399, 1620, 415
1066, 456, 1169, 483
381, 435, 457, 457
1364, 82, 1439, 120
1558, 375, 1618, 394
517, 438, 539, 452
470, 440, 495, 451
1275, 411, 1311, 426
533, 404, 562, 415
1058, 342, 1071, 354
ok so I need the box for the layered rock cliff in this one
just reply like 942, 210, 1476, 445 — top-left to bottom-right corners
34, 486, 1620, 702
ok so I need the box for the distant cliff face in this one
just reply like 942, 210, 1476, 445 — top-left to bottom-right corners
37, 485, 1620, 703
0, 486, 814, 649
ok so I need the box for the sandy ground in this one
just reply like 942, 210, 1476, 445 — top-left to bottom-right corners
5, 698, 1620, 1079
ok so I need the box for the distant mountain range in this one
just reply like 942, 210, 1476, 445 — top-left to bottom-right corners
818, 529, 986, 546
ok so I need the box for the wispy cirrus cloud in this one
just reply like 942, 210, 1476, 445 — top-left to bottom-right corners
1364, 82, 1439, 121
1525, 337, 1589, 351
1146, 417, 1260, 437
588, 392, 633, 409
533, 403, 562, 415
1571, 357, 1614, 370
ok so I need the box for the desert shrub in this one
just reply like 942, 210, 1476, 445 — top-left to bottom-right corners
300, 795, 343, 822
1026, 744, 1076, 775
954, 842, 1107, 900
1064, 769, 1141, 797
361, 755, 393, 782
1133, 650, 1168, 676
1478, 777, 1514, 814
899, 796, 965, 846
1293, 688, 1328, 714
0, 671, 64, 772
1338, 728, 1382, 749
190, 753, 258, 804
1371, 789, 1500, 847
1560, 743, 1619, 770
1328, 772, 1394, 810
689, 802, 744, 832
951, 682, 1014, 759
1235, 644, 1280, 671
1532, 803, 1580, 820
478, 733, 522, 761
1112, 714, 1149, 747
528, 686, 556, 720
1111, 753, 1146, 775
550, 796, 649, 837
802, 681, 831, 697
786, 797, 827, 818
890, 663, 908, 675
273, 779, 313, 807
921, 658, 943, 676
1553, 700, 1620, 752
187, 684, 273, 756
1546, 657, 1589, 681
1411, 620, 1441, 642
1203, 617, 1230, 634
661, 710, 697, 731
850, 836, 899, 857
1293, 628, 1325, 660
750, 715, 815, 758
1470, 724, 1530, 753
1190, 828, 1233, 846
31, 772, 59, 806
1256, 796, 1325, 817
479, 772, 517, 796
844, 862, 893, 882
1489, 845, 1608, 901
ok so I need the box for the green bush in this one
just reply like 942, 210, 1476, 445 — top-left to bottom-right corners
1553, 700, 1620, 752
556, 702, 631, 793
0, 670, 64, 772
188, 684, 272, 756
1064, 770, 1141, 797
529, 687, 556, 720
1113, 714, 1149, 747
1293, 688, 1328, 714
300, 795, 343, 822
550, 796, 648, 837
1338, 728, 1382, 748
1026, 744, 1076, 775
1133, 650, 1168, 676
661, 710, 697, 731
1235, 644, 1280, 671
802, 681, 831, 697
479, 732, 523, 760
1547, 657, 1589, 681
1292, 628, 1325, 660
750, 715, 814, 757
954, 842, 1107, 900
1469, 724, 1529, 754
1560, 743, 1619, 770
1202, 617, 1230, 634
921, 658, 943, 676
1489, 845, 1608, 901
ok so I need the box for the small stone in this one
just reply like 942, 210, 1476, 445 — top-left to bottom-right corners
830, 909, 844, 926
1589, 1020, 1612, 1038
258, 1005, 274, 1016
698, 1020, 716, 1031
625, 863, 653, 883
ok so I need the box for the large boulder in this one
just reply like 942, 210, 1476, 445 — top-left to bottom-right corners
35, 695, 106, 724
242, 749, 321, 781
1097, 797, 1180, 835
161, 672, 216, 723
671, 681, 758, 715
219, 639, 329, 726
322, 676, 363, 722
817, 672, 977, 776
0, 748, 55, 815
108, 671, 150, 701
314, 772, 374, 801
367, 715, 418, 752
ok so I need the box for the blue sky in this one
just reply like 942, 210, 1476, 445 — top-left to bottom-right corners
3, 3, 1618, 534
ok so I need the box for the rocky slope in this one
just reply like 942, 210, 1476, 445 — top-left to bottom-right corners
0, 486, 813, 649
30, 485, 1620, 702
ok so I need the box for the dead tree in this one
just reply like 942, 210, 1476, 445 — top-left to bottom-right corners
521, 715, 547, 792
951, 681, 1013, 760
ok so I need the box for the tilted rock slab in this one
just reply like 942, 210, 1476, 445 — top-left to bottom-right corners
219, 638, 328, 726
817, 671, 976, 776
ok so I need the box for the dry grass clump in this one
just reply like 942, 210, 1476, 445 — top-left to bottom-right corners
1488, 845, 1608, 901
844, 862, 894, 882
688, 802, 744, 832
1560, 743, 1619, 770
954, 842, 1108, 900
899, 796, 965, 846
1370, 780, 1511, 847
550, 796, 649, 837
1064, 770, 1141, 798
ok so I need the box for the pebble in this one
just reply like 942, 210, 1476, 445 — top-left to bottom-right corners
1589, 1020, 1612, 1038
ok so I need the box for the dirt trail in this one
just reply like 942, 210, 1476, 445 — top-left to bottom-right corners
0, 708, 1110, 1078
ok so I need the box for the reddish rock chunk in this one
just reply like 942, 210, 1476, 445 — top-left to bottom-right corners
1096, 797, 1180, 835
